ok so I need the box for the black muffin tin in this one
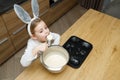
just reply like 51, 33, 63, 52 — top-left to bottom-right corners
63, 36, 93, 68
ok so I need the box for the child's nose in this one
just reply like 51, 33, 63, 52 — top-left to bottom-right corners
44, 29, 49, 34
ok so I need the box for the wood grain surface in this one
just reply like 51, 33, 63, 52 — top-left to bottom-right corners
16, 9, 120, 80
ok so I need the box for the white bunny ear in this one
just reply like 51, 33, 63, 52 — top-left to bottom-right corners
14, 4, 31, 24
31, 0, 39, 18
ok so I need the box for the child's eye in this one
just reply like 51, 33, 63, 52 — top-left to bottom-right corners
40, 30, 43, 33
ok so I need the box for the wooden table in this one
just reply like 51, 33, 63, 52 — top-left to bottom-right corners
16, 9, 120, 80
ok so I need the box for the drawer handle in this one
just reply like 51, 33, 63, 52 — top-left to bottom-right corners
13, 25, 26, 35
0, 38, 8, 45
40, 9, 49, 16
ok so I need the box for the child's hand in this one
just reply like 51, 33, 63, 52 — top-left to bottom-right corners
32, 43, 48, 56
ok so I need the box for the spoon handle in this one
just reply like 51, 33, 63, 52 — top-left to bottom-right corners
47, 40, 51, 46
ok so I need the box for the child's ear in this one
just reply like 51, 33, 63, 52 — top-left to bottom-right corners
31, 34, 37, 40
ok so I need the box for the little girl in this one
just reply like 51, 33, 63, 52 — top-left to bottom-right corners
20, 18, 60, 67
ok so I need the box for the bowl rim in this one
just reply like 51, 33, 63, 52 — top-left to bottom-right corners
40, 45, 69, 70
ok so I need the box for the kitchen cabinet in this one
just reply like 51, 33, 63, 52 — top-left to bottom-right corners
0, 0, 77, 64
41, 0, 77, 26
0, 16, 15, 64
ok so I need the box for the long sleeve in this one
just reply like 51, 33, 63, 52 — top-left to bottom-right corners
20, 39, 38, 67
20, 49, 37, 67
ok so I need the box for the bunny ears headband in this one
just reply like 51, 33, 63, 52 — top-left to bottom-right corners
14, 0, 39, 36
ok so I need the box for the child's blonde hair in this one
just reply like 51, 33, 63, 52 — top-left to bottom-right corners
30, 18, 41, 34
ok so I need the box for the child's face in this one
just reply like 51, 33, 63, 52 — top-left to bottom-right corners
33, 20, 50, 42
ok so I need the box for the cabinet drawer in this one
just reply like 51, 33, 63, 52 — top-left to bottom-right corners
0, 36, 15, 64
2, 11, 24, 35
0, 16, 8, 37
10, 25, 29, 50
38, 0, 49, 14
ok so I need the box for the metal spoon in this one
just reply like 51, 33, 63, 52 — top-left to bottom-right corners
47, 34, 53, 46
